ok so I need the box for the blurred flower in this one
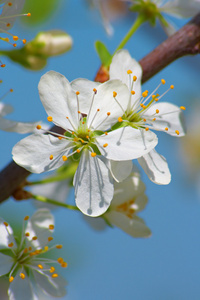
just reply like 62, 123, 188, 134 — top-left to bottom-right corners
109, 49, 186, 184
87, 0, 128, 35
0, 209, 67, 300
1, 30, 72, 70
12, 71, 157, 217
0, 86, 40, 133
0, 0, 30, 49
85, 171, 151, 238
129, 0, 200, 35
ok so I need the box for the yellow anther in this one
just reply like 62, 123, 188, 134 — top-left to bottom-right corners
165, 127, 168, 131
156, 109, 159, 114
76, 149, 81, 153
56, 245, 63, 249
140, 104, 144, 108
1, 64, 6, 68
61, 262, 68, 268
10, 88, 13, 92
13, 43, 17, 47
7, 23, 10, 27
57, 257, 64, 264
143, 119, 146, 122
28, 247, 32, 251
91, 152, 96, 157
50, 266, 55, 273
49, 224, 54, 230
78, 110, 81, 114
38, 264, 43, 269
131, 90, 135, 95
49, 155, 53, 160
145, 128, 149, 131
23, 248, 28, 253
58, 136, 63, 140
133, 76, 137, 81
8, 243, 14, 248
44, 246, 48, 252
48, 237, 53, 242
152, 95, 156, 99
118, 117, 123, 123
32, 236, 37, 241
93, 88, 97, 93
47, 116, 53, 122
113, 91, 117, 97
27, 13, 31, 17
103, 143, 108, 148
62, 155, 68, 161
36, 125, 41, 130
152, 118, 156, 121
175, 130, 180, 135
24, 216, 29, 221
105, 132, 108, 135
25, 232, 30, 237
9, 276, 14, 283
155, 98, 159, 102
76, 91, 80, 95
22, 39, 26, 44
180, 106, 186, 110
170, 85, 174, 89
142, 92, 148, 98
3, 222, 8, 227
20, 273, 25, 279
107, 112, 111, 116
52, 273, 58, 278
86, 135, 89, 139
82, 121, 85, 124
127, 70, 132, 74
161, 79, 166, 84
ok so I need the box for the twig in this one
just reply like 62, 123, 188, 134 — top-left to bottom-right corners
0, 14, 200, 204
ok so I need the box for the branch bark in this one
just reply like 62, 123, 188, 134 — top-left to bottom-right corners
0, 13, 200, 204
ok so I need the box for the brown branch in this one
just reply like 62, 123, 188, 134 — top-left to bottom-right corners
0, 13, 200, 204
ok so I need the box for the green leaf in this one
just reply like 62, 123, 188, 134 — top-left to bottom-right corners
95, 41, 112, 67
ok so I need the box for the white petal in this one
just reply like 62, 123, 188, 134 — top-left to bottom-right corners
97, 127, 158, 160
161, 0, 200, 18
74, 150, 114, 217
25, 209, 54, 249
143, 102, 186, 136
0, 218, 16, 250
12, 134, 71, 173
85, 80, 130, 131
8, 269, 37, 300
0, 276, 10, 300
109, 49, 142, 99
0, 103, 13, 116
110, 160, 132, 182
138, 148, 171, 185
0, 119, 40, 133
38, 71, 78, 131
0, 253, 13, 276
0, 0, 25, 30
112, 172, 147, 211
106, 212, 151, 238
33, 270, 67, 298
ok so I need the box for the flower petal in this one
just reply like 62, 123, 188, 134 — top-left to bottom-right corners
106, 212, 151, 238
0, 103, 13, 116
0, 118, 40, 133
33, 270, 67, 298
161, 0, 200, 18
97, 127, 158, 160
109, 49, 142, 100
38, 71, 78, 131
0, 253, 13, 276
12, 134, 71, 173
143, 102, 186, 136
0, 0, 26, 30
25, 209, 54, 249
74, 150, 114, 217
8, 269, 37, 300
138, 148, 171, 185
110, 160, 132, 182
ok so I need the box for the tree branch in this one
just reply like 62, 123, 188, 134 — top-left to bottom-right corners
0, 13, 200, 204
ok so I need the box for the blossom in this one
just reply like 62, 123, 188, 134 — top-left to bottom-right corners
108, 49, 185, 184
85, 170, 151, 238
129, 0, 200, 35
0, 0, 30, 51
0, 209, 67, 299
0, 87, 41, 133
12, 71, 157, 216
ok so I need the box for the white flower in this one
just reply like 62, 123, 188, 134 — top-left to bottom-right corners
109, 49, 186, 184
0, 209, 67, 300
0, 0, 30, 50
161, 0, 200, 19
85, 171, 151, 238
12, 71, 157, 216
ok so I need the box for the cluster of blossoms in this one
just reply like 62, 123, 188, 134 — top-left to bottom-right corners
0, 209, 67, 299
12, 49, 185, 217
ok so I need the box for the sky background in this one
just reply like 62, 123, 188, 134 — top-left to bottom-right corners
0, 1, 200, 299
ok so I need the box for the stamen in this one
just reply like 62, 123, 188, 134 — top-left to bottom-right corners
20, 273, 25, 279
87, 88, 98, 125
47, 116, 53, 122
32, 236, 37, 241
9, 276, 14, 282
24, 216, 29, 221
180, 106, 186, 110
113, 91, 117, 97
49, 225, 54, 230
38, 264, 43, 269
161, 79, 166, 84
57, 257, 64, 264
103, 143, 108, 148
52, 273, 58, 278
127, 70, 132, 74
145, 128, 149, 131
3, 222, 8, 227
175, 130, 180, 135
25, 232, 29, 237
62, 156, 68, 161
91, 152, 96, 157
133, 76, 137, 81
48, 237, 53, 242
50, 266, 55, 273
165, 127, 168, 131
56, 245, 63, 249
118, 117, 123, 122
49, 155, 53, 160
8, 242, 14, 247
131, 91, 135, 95
36, 125, 41, 130
156, 109, 159, 114
61, 262, 68, 268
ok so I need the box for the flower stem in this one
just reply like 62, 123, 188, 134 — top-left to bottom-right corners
32, 194, 79, 211
114, 15, 145, 53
